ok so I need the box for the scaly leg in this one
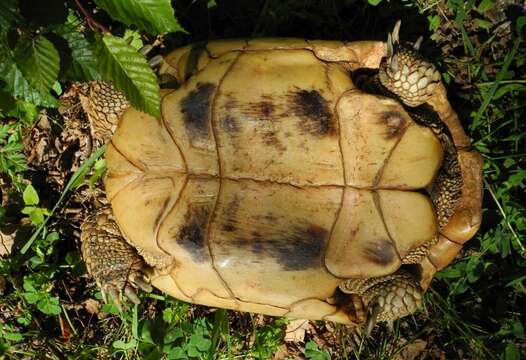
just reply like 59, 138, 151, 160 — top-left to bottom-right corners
81, 205, 152, 307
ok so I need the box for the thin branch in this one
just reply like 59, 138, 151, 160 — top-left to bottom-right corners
74, 0, 110, 34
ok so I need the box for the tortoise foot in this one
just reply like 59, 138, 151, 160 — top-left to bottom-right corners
81, 206, 152, 308
379, 20, 442, 107
339, 271, 422, 332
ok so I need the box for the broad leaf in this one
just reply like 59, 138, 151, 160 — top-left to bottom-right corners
62, 31, 101, 81
23, 184, 39, 205
1, 63, 59, 107
94, 0, 185, 34
0, 0, 22, 30
96, 34, 160, 117
14, 35, 60, 95
0, 34, 58, 107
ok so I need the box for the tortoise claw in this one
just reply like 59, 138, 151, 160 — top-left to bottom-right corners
131, 275, 153, 293
124, 286, 141, 305
391, 20, 401, 44
364, 301, 381, 337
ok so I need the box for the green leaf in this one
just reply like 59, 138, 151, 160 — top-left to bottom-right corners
28, 207, 46, 225
102, 303, 120, 315
477, 0, 494, 13
23, 184, 39, 205
23, 291, 40, 304
124, 29, 144, 50
62, 30, 101, 81
0, 35, 58, 107
188, 334, 211, 352
517, 16, 526, 34
0, 0, 22, 30
14, 35, 60, 95
93, 0, 185, 34
3, 332, 23, 342
164, 328, 184, 344
113, 339, 138, 350
207, 0, 217, 9
37, 296, 61, 315
367, 0, 383, 5
304, 341, 331, 360
427, 15, 441, 32
166, 346, 187, 359
474, 18, 492, 30
96, 34, 160, 117
503, 343, 520, 360
1, 62, 59, 107
21, 145, 107, 254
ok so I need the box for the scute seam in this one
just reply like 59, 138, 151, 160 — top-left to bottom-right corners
372, 191, 403, 262
206, 48, 247, 303
160, 89, 189, 173
373, 127, 407, 187
110, 140, 147, 172
322, 87, 349, 279
154, 176, 189, 261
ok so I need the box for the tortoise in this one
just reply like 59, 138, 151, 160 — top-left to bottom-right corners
78, 22, 483, 327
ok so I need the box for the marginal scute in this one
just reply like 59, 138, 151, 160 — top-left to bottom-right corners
105, 143, 142, 201
111, 107, 186, 173
246, 37, 309, 50
160, 42, 211, 83
441, 150, 483, 243
285, 298, 338, 320
150, 273, 193, 302
205, 39, 247, 58
427, 235, 462, 271
309, 40, 386, 69
111, 174, 186, 268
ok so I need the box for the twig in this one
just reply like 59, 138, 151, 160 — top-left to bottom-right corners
74, 0, 110, 34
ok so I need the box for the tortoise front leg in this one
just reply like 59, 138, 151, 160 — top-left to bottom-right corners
81, 206, 152, 307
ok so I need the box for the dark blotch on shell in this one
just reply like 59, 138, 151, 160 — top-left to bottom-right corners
234, 224, 327, 270
221, 196, 240, 232
221, 115, 241, 134
180, 82, 216, 139
379, 110, 407, 139
290, 90, 335, 136
364, 240, 396, 265
176, 206, 211, 262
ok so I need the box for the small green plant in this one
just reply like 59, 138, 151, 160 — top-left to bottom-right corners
21, 184, 50, 226
0, 123, 27, 190
304, 340, 331, 360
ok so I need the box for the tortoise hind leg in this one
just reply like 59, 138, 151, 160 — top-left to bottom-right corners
339, 271, 423, 331
81, 206, 152, 307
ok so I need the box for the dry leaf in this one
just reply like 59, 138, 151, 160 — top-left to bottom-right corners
394, 339, 427, 360
284, 319, 311, 343
84, 298, 100, 315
